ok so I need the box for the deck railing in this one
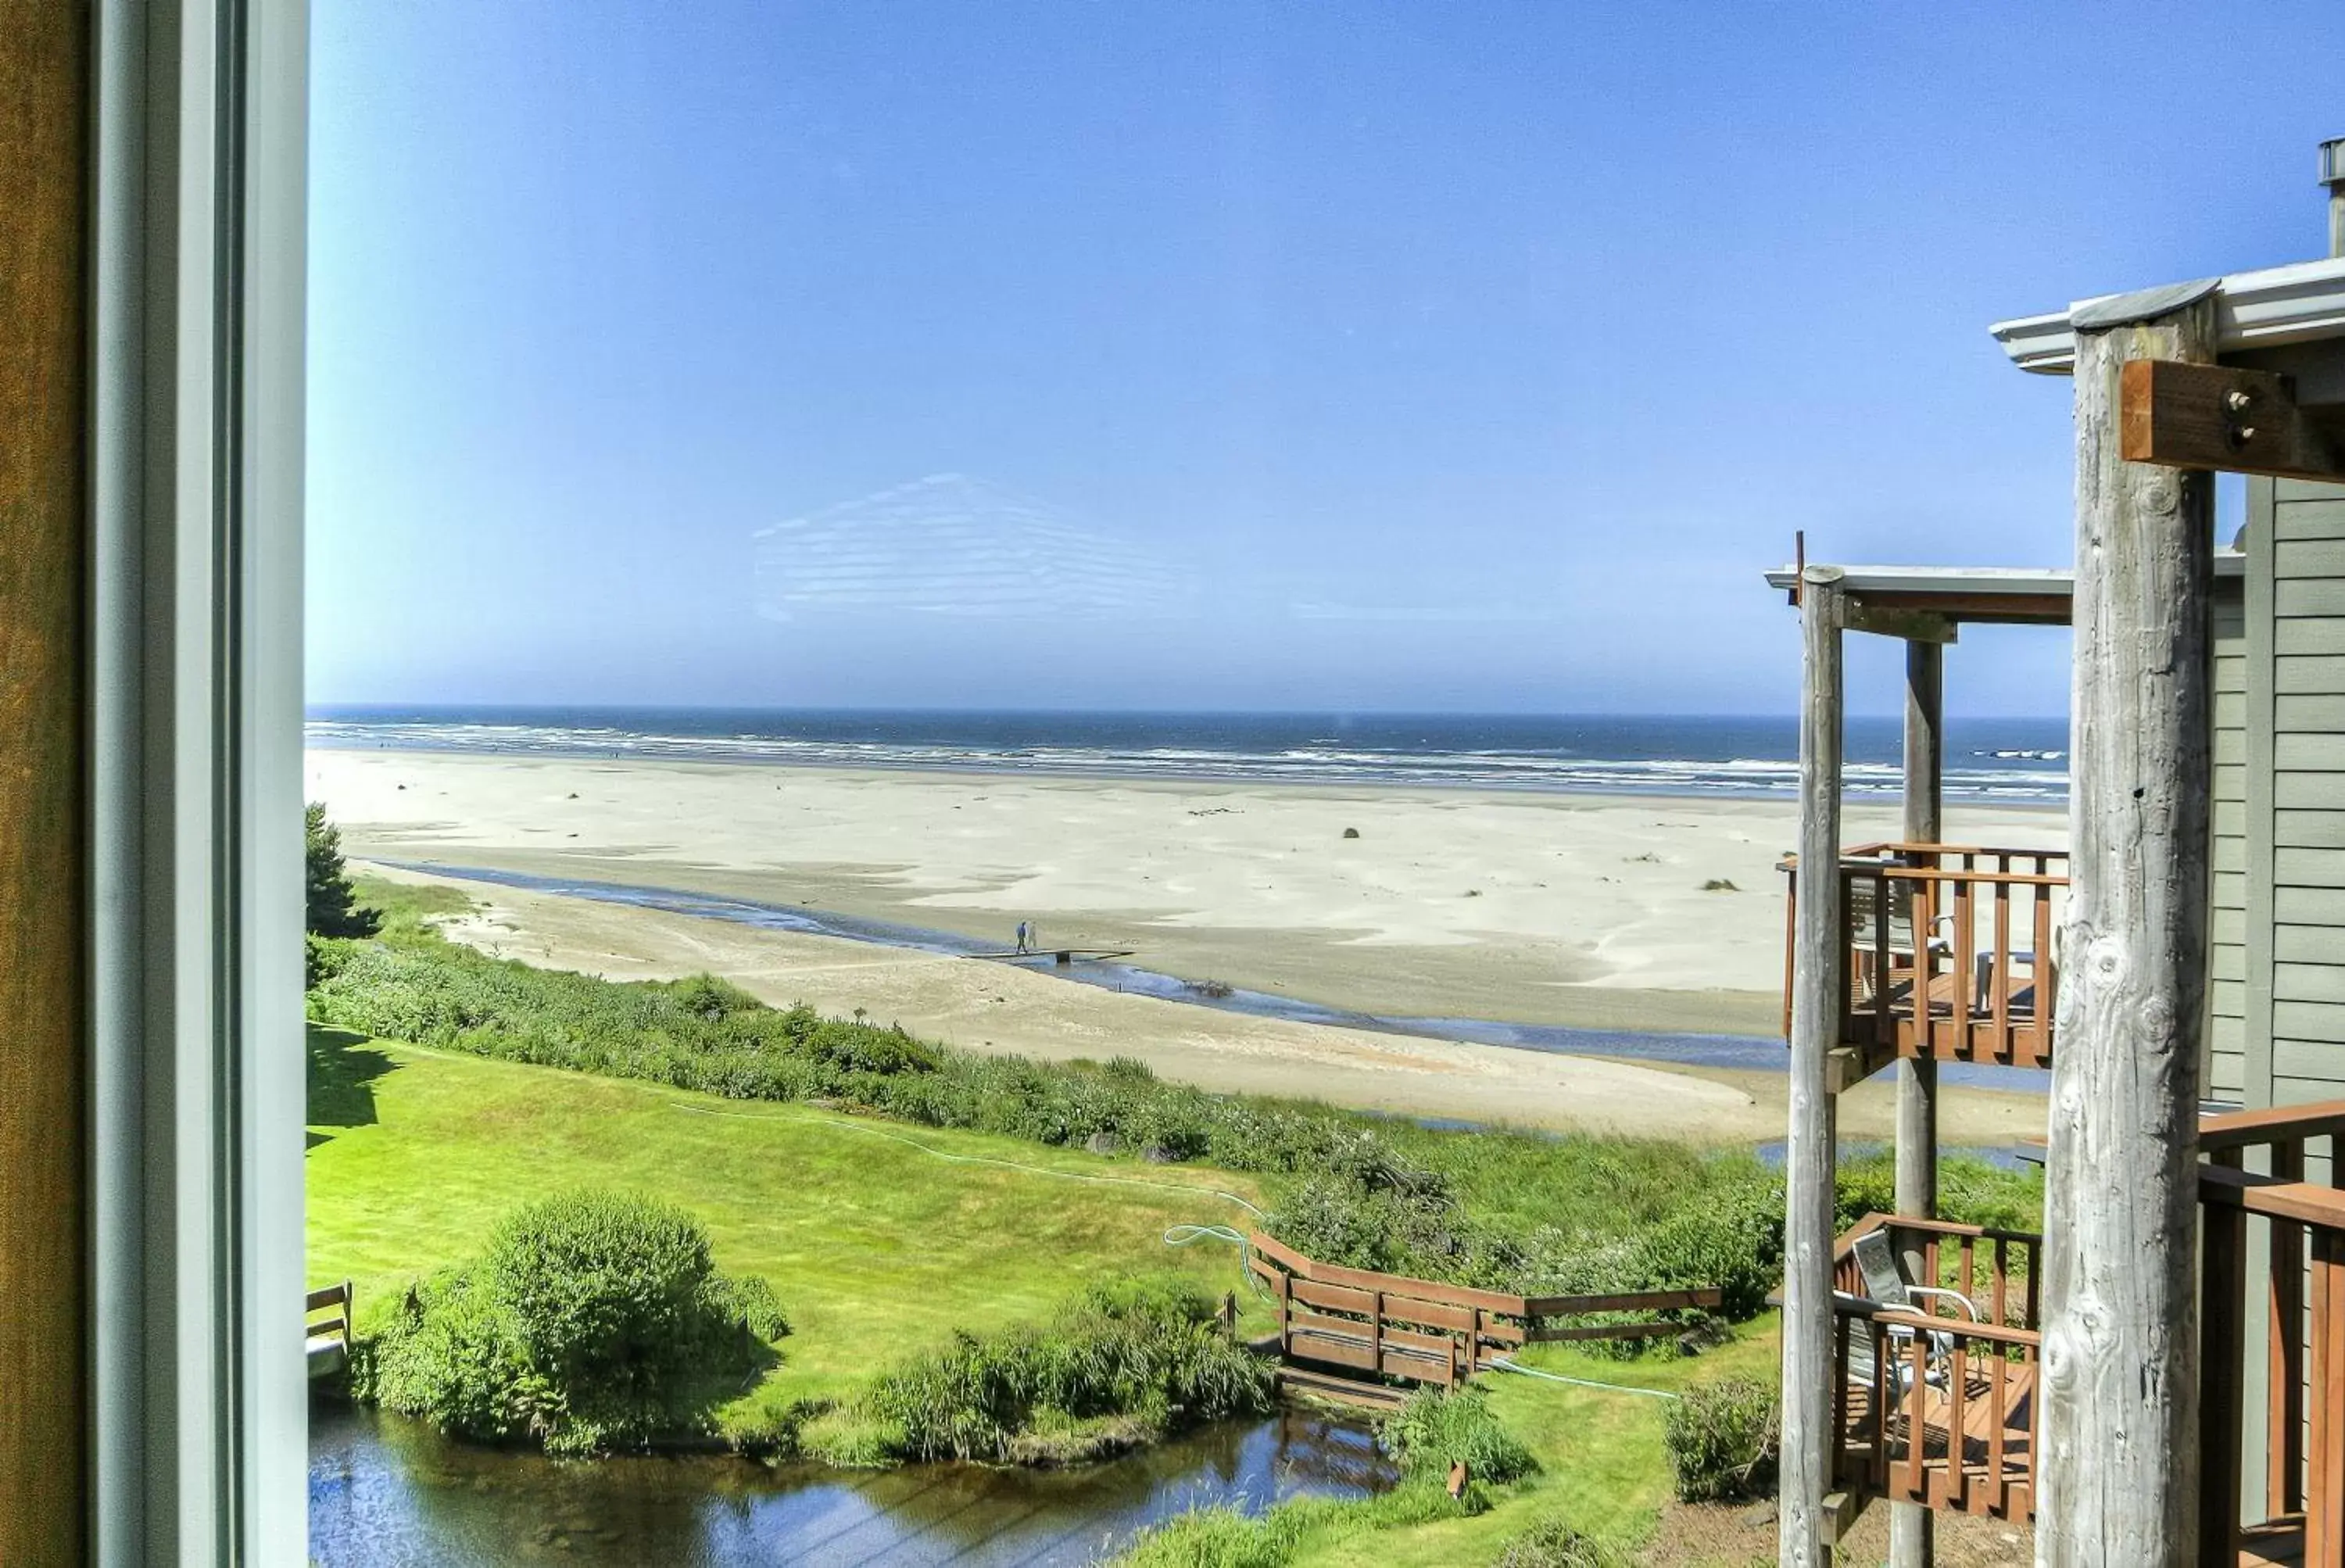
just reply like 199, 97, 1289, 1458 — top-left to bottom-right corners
1824, 1213, 2043, 1525
1781, 843, 2067, 1078
2196, 1101, 2345, 1566
1806, 1102, 2345, 1553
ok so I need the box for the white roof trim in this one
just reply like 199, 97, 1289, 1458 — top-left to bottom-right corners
1763, 554, 2244, 595
1989, 256, 2345, 374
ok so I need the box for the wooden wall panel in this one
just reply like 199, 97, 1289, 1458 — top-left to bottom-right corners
0, 3, 89, 1563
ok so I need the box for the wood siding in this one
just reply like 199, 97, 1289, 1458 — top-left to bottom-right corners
2215, 582, 2249, 1100
2247, 478, 2345, 1114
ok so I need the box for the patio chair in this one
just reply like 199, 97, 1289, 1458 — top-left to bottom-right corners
1851, 1229, 1978, 1379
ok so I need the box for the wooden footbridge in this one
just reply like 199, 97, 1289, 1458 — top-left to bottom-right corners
968, 947, 1137, 966
1247, 1232, 1722, 1409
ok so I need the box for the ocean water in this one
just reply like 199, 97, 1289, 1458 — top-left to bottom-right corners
306, 707, 2069, 804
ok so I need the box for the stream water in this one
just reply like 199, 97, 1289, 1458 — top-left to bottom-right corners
387, 861, 2049, 1094
309, 1401, 1397, 1566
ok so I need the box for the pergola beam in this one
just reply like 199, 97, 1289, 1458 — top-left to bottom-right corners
1846, 603, 1957, 643
2121, 358, 2345, 485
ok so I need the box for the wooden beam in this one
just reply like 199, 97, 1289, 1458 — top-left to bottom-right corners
2039, 298, 2216, 1565
2121, 358, 2345, 483
1845, 603, 1958, 644
0, 3, 89, 1564
1781, 568, 1846, 1568
1891, 638, 1943, 1568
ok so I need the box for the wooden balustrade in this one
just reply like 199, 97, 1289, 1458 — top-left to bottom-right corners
1822, 1213, 2042, 1527
2195, 1101, 2345, 1567
1781, 842, 2067, 1079
1804, 1103, 2345, 1555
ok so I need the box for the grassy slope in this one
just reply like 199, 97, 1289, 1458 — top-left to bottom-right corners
307, 1028, 1270, 1430
309, 1024, 1782, 1556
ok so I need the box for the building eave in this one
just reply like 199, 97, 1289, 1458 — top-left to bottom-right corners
1989, 256, 2345, 375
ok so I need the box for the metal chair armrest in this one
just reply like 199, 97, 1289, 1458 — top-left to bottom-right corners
1903, 1285, 1980, 1321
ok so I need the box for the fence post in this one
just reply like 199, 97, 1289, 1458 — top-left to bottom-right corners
1276, 1271, 1291, 1360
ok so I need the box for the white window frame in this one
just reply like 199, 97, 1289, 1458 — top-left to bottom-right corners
89, 1, 308, 1560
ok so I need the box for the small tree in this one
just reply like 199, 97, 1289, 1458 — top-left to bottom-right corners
306, 803, 380, 937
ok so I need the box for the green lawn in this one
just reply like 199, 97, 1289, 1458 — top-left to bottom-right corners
307, 1026, 1273, 1427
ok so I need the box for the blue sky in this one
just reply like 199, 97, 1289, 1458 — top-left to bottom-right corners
307, 2, 2345, 718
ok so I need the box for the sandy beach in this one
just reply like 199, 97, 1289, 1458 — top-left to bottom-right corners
311, 747, 2060, 1144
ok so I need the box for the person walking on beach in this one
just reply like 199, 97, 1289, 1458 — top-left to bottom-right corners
1015, 920, 1031, 954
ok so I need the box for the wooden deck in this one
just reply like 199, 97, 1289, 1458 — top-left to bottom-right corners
1817, 1107, 2345, 1557
1781, 842, 2066, 1080
1838, 1351, 2036, 1520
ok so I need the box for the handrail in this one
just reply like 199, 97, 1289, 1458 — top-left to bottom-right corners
1838, 1212, 2043, 1248
1831, 1298, 2046, 1351
1839, 840, 2071, 862
2200, 1099, 2345, 1155
2199, 1164, 2345, 1230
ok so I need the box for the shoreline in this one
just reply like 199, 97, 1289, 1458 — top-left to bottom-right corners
306, 737, 2071, 813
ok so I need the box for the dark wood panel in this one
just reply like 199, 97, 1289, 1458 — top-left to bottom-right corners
0, 3, 89, 1563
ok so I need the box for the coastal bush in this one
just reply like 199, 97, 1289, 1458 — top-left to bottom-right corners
354, 1189, 787, 1455
1663, 1376, 1779, 1502
862, 1276, 1275, 1464
1110, 1392, 1539, 1566
1489, 1516, 1633, 1568
1111, 1483, 1473, 1568
1382, 1385, 1536, 1487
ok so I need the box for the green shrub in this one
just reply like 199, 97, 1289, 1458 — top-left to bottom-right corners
1111, 1481, 1476, 1568
1663, 1376, 1779, 1502
864, 1276, 1275, 1464
1381, 1385, 1536, 1486
305, 804, 381, 938
355, 1190, 787, 1455
1490, 1516, 1631, 1568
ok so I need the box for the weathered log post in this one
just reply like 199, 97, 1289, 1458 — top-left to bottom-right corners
2036, 285, 2218, 1566
1892, 635, 1943, 1568
1781, 567, 1846, 1568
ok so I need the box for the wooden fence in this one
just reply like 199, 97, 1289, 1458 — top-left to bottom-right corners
306, 1281, 353, 1378
1247, 1232, 1721, 1391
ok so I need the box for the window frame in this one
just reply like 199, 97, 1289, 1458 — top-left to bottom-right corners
88, 1, 309, 1559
